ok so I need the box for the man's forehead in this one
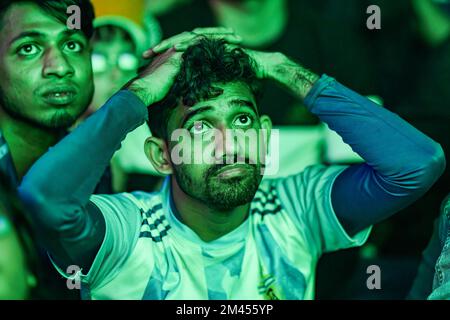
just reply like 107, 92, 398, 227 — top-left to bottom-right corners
1, 3, 72, 42
183, 82, 257, 112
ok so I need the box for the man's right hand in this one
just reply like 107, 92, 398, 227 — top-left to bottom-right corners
125, 28, 243, 106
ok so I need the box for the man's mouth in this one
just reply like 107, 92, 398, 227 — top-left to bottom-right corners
41, 86, 77, 106
214, 164, 253, 179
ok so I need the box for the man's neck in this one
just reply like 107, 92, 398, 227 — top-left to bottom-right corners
0, 108, 60, 180
171, 176, 250, 242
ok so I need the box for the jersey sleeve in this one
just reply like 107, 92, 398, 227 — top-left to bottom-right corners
275, 165, 372, 256
50, 193, 143, 290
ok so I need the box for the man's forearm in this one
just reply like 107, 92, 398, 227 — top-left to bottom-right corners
265, 54, 320, 100
303, 75, 445, 235
18, 90, 148, 265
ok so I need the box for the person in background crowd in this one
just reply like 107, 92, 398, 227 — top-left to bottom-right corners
0, 173, 38, 299
408, 193, 450, 299
81, 0, 163, 192
0, 0, 110, 299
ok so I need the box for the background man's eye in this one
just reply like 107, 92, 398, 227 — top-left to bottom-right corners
118, 53, 139, 71
91, 53, 107, 73
18, 44, 40, 56
64, 41, 83, 53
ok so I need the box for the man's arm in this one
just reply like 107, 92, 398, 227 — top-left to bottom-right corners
18, 91, 148, 270
253, 52, 446, 236
428, 196, 450, 300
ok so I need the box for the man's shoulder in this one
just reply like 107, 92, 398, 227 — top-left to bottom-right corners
260, 164, 347, 194
90, 190, 164, 213
251, 164, 347, 216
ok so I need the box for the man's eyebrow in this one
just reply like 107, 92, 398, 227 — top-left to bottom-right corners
9, 31, 45, 45
61, 29, 83, 38
181, 106, 214, 127
229, 99, 258, 114
9, 29, 82, 46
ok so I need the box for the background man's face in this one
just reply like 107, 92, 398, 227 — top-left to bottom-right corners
87, 28, 138, 117
167, 82, 269, 210
0, 3, 94, 129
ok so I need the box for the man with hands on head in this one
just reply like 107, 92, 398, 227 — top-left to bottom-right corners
19, 28, 445, 300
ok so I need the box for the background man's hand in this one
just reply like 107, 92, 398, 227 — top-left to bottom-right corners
125, 28, 243, 106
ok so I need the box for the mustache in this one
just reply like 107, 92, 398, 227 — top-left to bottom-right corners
205, 155, 257, 178
36, 81, 79, 95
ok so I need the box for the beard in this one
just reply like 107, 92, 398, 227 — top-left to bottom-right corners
174, 162, 262, 211
0, 87, 89, 132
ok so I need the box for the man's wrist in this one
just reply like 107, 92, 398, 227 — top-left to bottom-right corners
125, 80, 154, 106
267, 54, 319, 100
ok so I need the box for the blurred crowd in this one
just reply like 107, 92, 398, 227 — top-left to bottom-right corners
1, 0, 449, 299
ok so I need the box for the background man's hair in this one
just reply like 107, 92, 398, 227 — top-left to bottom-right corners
0, 0, 95, 39
92, 25, 136, 52
147, 37, 261, 140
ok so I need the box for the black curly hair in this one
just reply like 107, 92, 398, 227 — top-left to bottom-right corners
147, 37, 261, 140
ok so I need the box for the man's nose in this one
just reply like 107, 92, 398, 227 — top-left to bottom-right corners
42, 48, 75, 78
213, 127, 242, 163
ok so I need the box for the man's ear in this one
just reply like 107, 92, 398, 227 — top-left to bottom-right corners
258, 115, 272, 162
259, 115, 272, 144
144, 137, 173, 175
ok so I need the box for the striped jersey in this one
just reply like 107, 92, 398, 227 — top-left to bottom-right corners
57, 165, 371, 300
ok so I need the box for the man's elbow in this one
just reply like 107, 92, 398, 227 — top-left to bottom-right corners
17, 181, 69, 231
414, 142, 446, 191
17, 181, 46, 214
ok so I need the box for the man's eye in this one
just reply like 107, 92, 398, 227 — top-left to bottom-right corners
17, 44, 40, 56
233, 115, 253, 127
189, 121, 211, 135
64, 41, 83, 53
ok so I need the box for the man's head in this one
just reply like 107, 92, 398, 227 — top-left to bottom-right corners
145, 38, 272, 211
0, 0, 95, 130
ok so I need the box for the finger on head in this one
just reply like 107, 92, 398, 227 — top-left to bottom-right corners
192, 27, 234, 35
222, 34, 243, 43
152, 31, 197, 54
143, 48, 156, 59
